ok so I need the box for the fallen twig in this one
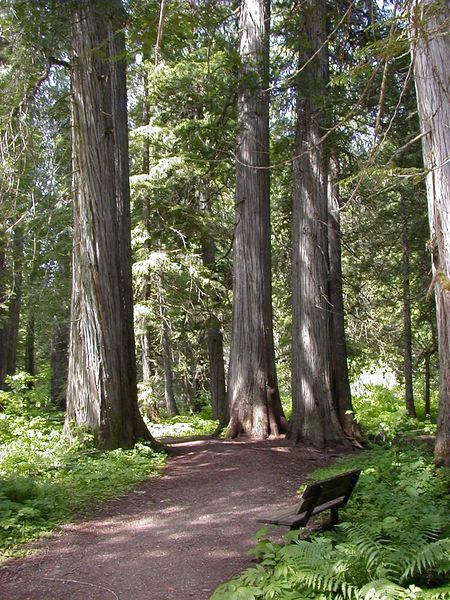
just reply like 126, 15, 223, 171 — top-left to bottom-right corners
43, 577, 120, 599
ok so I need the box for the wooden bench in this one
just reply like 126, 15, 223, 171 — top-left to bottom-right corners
258, 469, 361, 530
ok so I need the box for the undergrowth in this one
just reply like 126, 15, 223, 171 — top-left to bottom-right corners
212, 445, 450, 600
352, 385, 437, 443
147, 413, 219, 438
0, 373, 166, 559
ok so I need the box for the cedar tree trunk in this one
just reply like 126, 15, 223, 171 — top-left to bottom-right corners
51, 318, 69, 410
0, 231, 8, 388
328, 158, 363, 442
161, 310, 178, 417
400, 191, 416, 417
25, 312, 35, 377
0, 229, 22, 389
227, 0, 285, 439
411, 0, 450, 466
199, 191, 227, 426
289, 0, 347, 447
66, 0, 154, 449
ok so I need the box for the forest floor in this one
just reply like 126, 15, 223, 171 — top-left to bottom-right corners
0, 435, 353, 600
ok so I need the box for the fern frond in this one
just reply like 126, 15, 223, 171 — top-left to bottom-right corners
282, 538, 334, 571
400, 538, 450, 583
358, 578, 409, 600
340, 522, 389, 574
293, 569, 360, 600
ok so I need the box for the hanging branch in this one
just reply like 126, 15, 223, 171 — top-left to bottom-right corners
154, 0, 166, 66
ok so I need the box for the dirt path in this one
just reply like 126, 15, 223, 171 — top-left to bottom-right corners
0, 436, 346, 600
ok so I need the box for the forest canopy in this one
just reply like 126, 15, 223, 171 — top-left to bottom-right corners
0, 0, 449, 465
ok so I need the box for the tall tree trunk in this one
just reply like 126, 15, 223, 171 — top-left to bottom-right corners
139, 62, 156, 391
207, 315, 227, 424
328, 158, 363, 442
8, 230, 22, 378
0, 229, 23, 389
161, 319, 178, 417
25, 312, 35, 377
66, 0, 154, 449
141, 326, 153, 382
400, 191, 416, 417
0, 230, 8, 388
227, 0, 285, 439
289, 0, 347, 448
424, 350, 431, 419
199, 190, 227, 426
411, 0, 450, 466
157, 278, 178, 417
51, 318, 69, 411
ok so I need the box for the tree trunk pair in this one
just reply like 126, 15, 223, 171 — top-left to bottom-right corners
227, 0, 286, 439
66, 0, 154, 449
290, 0, 359, 448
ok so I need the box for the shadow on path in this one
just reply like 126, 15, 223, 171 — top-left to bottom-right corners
0, 436, 344, 600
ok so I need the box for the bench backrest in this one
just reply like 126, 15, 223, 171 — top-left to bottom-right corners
296, 469, 361, 515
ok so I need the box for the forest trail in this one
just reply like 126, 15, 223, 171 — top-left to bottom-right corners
0, 436, 346, 600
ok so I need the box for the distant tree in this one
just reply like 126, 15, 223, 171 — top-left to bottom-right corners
327, 158, 363, 442
128, 0, 235, 419
199, 192, 227, 425
227, 0, 286, 438
0, 230, 22, 389
400, 190, 416, 417
411, 0, 450, 466
66, 0, 154, 449
51, 319, 69, 410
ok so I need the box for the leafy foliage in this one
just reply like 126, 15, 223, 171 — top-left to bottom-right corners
352, 385, 437, 443
147, 414, 219, 438
0, 374, 166, 558
212, 445, 450, 600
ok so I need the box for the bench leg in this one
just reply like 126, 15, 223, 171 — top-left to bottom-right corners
330, 508, 339, 527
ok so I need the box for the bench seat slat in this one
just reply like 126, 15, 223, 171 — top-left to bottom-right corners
257, 496, 346, 527
257, 469, 361, 530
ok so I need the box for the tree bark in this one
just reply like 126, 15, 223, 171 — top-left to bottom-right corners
0, 230, 8, 388
66, 0, 154, 449
8, 231, 22, 376
411, 0, 450, 466
199, 191, 228, 426
207, 315, 227, 425
161, 308, 178, 417
25, 312, 35, 377
0, 229, 22, 389
139, 62, 156, 395
328, 158, 363, 442
289, 0, 347, 448
424, 350, 431, 419
400, 191, 416, 417
51, 318, 69, 411
227, 0, 285, 439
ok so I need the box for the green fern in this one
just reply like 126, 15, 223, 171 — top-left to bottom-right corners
340, 521, 390, 576
358, 579, 413, 599
400, 538, 450, 583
